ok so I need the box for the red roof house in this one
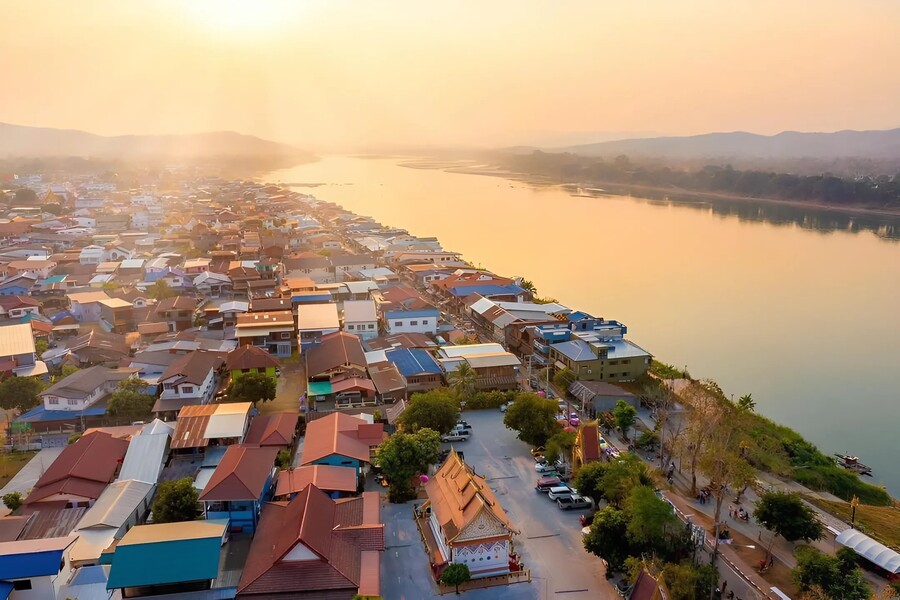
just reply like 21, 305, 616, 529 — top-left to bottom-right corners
24, 431, 129, 506
237, 485, 383, 599
243, 413, 297, 448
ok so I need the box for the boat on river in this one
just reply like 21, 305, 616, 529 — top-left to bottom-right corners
834, 454, 873, 476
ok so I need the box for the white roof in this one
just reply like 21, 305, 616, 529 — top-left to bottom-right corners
218, 300, 249, 313
836, 529, 900, 574
0, 323, 35, 357
439, 343, 505, 359
76, 480, 155, 530
343, 299, 377, 323
296, 302, 340, 331
464, 352, 522, 368
193, 467, 216, 492
67, 291, 111, 304
120, 259, 145, 269
365, 349, 388, 365
118, 432, 170, 484
141, 418, 174, 436
204, 411, 249, 440
344, 281, 379, 295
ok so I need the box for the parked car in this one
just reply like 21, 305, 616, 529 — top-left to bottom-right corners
547, 486, 575, 501
557, 495, 593, 510
530, 446, 546, 456
535, 462, 557, 473
535, 476, 562, 492
455, 422, 472, 430
451, 424, 471, 435
569, 412, 580, 426
441, 432, 470, 443
499, 402, 510, 413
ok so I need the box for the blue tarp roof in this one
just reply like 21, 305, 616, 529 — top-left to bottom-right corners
50, 310, 75, 323
16, 405, 107, 423
448, 284, 526, 297
292, 294, 332, 304
0, 548, 68, 580
386, 348, 442, 377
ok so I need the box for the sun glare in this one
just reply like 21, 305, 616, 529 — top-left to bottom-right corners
184, 0, 299, 35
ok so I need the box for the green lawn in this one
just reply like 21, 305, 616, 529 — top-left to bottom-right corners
0, 451, 39, 486
805, 496, 900, 550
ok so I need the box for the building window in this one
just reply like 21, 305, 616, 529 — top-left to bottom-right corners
422, 320, 429, 325
67, 399, 78, 406
367, 324, 374, 329
12, 580, 32, 591
347, 324, 354, 330
410, 321, 418, 326
395, 321, 402, 327
48, 397, 59, 405
183, 386, 194, 394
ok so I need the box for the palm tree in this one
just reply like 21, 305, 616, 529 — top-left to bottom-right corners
737, 393, 756, 412
520, 279, 537, 295
448, 362, 477, 404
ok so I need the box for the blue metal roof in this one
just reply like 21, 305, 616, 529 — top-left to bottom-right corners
552, 340, 597, 362
71, 565, 108, 585
0, 582, 11, 600
41, 275, 68, 284
50, 310, 75, 323
384, 309, 440, 319
385, 348, 442, 377
0, 548, 67, 580
448, 284, 525, 297
106, 527, 225, 590
291, 293, 332, 304
566, 311, 594, 321
16, 405, 107, 423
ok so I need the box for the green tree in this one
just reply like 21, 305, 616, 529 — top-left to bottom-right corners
2, 492, 22, 511
34, 339, 49, 357
440, 563, 471, 594
552, 367, 576, 393
503, 392, 561, 446
398, 388, 460, 434
573, 460, 609, 505
152, 477, 200, 523
61, 364, 80, 378
661, 561, 718, 600
0, 377, 44, 412
584, 506, 631, 574
601, 454, 654, 508
276, 449, 292, 470
13, 188, 38, 204
227, 372, 277, 405
519, 279, 537, 295
737, 393, 756, 412
625, 486, 682, 555
793, 546, 871, 600
107, 378, 155, 421
41, 202, 63, 215
447, 362, 476, 404
374, 428, 441, 502
544, 430, 576, 465
754, 491, 823, 544
148, 280, 175, 300
612, 399, 638, 440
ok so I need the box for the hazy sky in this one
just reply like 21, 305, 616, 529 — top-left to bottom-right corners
4, 0, 900, 149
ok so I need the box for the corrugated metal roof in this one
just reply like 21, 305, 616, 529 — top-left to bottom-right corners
118, 434, 170, 484
76, 480, 154, 530
0, 323, 34, 357
836, 529, 900, 574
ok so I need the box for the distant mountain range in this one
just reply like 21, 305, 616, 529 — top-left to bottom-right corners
554, 128, 900, 160
0, 122, 311, 161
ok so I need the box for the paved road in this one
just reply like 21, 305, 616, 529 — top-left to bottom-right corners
381, 409, 619, 600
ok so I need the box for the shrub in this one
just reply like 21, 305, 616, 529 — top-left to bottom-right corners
465, 390, 516, 410
2, 492, 22, 511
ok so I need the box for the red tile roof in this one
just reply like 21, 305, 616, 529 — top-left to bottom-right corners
275, 466, 358, 497
579, 424, 601, 463
199, 445, 278, 502
299, 413, 386, 467
305, 332, 367, 380
244, 413, 297, 447
225, 345, 281, 371
237, 485, 383, 597
24, 432, 128, 505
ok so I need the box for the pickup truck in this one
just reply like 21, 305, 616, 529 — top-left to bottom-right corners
441, 432, 470, 443
557, 495, 593, 510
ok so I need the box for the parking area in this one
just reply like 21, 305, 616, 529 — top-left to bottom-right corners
380, 409, 619, 600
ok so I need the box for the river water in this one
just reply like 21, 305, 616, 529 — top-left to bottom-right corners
266, 156, 900, 496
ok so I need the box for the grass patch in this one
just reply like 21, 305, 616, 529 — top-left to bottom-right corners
650, 360, 690, 380
0, 451, 39, 485
804, 496, 900, 550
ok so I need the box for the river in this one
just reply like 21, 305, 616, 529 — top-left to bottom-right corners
265, 156, 900, 496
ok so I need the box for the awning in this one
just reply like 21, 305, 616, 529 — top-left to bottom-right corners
835, 529, 900, 574
307, 381, 333, 397
14, 361, 49, 377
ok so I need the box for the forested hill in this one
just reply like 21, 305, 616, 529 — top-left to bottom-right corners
497, 152, 900, 210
